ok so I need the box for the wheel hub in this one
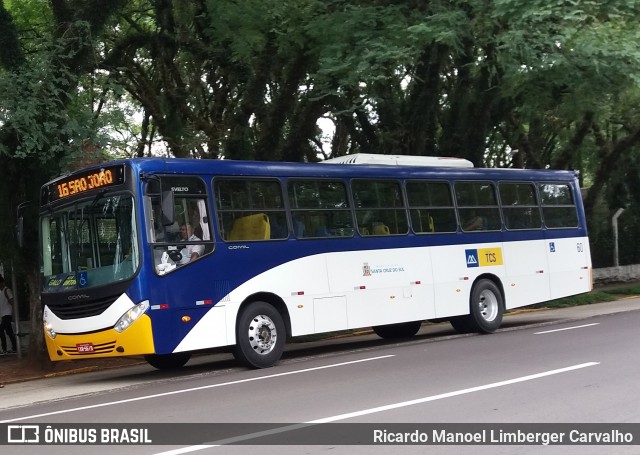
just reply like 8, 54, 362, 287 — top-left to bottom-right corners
478, 289, 498, 322
248, 315, 277, 355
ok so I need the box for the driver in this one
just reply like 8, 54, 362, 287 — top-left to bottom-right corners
179, 223, 205, 264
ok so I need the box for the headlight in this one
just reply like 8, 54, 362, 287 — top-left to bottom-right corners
114, 301, 150, 333
44, 321, 57, 339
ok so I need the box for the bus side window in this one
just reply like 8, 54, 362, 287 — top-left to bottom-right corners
216, 178, 287, 241
539, 183, 578, 228
455, 181, 501, 232
352, 179, 407, 236
499, 182, 541, 230
288, 179, 353, 239
406, 180, 456, 234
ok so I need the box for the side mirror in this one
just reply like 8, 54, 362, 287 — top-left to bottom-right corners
161, 190, 175, 226
143, 175, 174, 226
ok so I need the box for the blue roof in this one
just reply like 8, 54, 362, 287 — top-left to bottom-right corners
114, 157, 578, 182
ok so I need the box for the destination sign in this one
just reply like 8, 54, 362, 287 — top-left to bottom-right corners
43, 164, 126, 204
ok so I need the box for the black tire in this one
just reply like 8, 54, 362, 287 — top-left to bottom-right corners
449, 315, 473, 334
470, 279, 504, 333
144, 352, 191, 370
373, 320, 422, 339
450, 278, 504, 334
233, 301, 286, 368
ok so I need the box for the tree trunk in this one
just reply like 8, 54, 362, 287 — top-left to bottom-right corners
25, 267, 53, 370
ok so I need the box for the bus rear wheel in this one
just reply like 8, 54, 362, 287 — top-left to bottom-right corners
450, 279, 504, 334
448, 316, 473, 334
233, 301, 286, 369
373, 320, 422, 339
144, 352, 191, 370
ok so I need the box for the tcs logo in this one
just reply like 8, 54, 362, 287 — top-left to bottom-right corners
465, 248, 504, 268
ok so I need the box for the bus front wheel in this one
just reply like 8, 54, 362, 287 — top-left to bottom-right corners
144, 352, 191, 370
233, 301, 286, 369
450, 279, 504, 334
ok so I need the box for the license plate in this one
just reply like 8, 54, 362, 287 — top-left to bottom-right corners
76, 343, 94, 353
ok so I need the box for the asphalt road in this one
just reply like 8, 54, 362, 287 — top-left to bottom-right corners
1, 298, 640, 454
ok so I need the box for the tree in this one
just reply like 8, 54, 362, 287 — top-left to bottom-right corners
0, 0, 128, 368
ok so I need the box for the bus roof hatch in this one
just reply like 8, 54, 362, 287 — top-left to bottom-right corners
321, 153, 474, 168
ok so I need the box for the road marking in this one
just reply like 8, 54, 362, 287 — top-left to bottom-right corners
154, 362, 599, 454
534, 323, 600, 334
0, 355, 394, 424
308, 362, 599, 422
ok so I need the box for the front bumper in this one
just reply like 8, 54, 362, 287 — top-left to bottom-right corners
45, 314, 155, 361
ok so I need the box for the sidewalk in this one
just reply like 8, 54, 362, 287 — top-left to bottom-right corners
0, 352, 145, 387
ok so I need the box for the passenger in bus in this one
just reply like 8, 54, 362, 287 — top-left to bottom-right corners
291, 215, 306, 238
463, 215, 484, 231
312, 213, 332, 237
179, 223, 205, 264
269, 215, 288, 239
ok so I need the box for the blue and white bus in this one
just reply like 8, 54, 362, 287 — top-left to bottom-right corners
39, 155, 592, 369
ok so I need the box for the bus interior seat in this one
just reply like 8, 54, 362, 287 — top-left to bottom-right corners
417, 212, 435, 233
427, 214, 435, 232
228, 213, 271, 240
372, 224, 390, 235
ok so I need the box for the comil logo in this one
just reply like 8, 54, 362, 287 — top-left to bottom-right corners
68, 294, 90, 301
7, 425, 40, 443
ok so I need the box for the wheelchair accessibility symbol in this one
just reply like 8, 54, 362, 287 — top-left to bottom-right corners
78, 271, 88, 288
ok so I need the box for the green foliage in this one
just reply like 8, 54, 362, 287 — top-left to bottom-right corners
407, 6, 469, 50
606, 285, 640, 296
309, 3, 413, 82
535, 281, 640, 309
3, 0, 640, 253
494, 1, 640, 116
0, 0, 135, 364
535, 292, 617, 309
0, 64, 82, 161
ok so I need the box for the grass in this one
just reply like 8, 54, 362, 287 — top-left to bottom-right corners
534, 284, 640, 309
603, 285, 640, 295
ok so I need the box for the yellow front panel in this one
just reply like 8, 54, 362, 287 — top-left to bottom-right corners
45, 314, 155, 361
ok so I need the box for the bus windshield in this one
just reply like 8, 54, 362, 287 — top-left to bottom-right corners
40, 193, 139, 292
